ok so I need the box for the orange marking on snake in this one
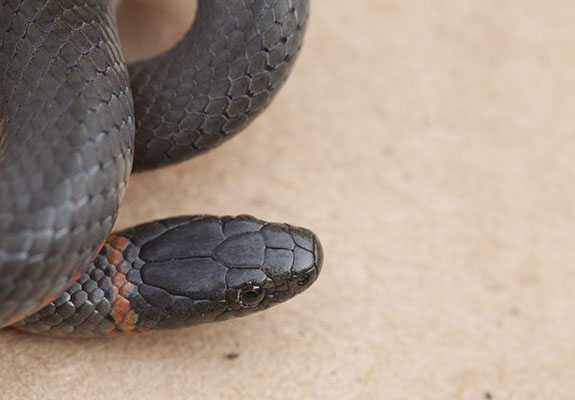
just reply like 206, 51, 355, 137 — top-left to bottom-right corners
6, 292, 64, 326
114, 297, 130, 317
71, 271, 83, 283
108, 248, 124, 266
124, 310, 139, 325
104, 238, 141, 335
119, 282, 135, 298
41, 293, 62, 308
112, 208, 121, 223
6, 314, 28, 325
97, 239, 107, 253
112, 236, 131, 252
112, 272, 127, 288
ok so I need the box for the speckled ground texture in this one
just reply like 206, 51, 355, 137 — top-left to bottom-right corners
1, 0, 574, 398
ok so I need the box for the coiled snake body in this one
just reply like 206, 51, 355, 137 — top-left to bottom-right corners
0, 0, 322, 337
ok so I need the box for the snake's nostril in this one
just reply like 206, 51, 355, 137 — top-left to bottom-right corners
297, 274, 311, 286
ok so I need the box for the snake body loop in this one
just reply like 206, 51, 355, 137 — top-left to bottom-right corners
0, 0, 321, 336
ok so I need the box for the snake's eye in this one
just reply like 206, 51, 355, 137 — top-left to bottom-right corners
297, 273, 311, 287
239, 286, 265, 307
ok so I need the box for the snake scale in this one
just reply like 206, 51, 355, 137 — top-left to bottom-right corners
0, 0, 322, 337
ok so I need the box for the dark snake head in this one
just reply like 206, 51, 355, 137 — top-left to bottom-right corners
132, 216, 323, 331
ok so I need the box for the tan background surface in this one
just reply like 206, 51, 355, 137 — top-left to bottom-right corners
1, 0, 574, 398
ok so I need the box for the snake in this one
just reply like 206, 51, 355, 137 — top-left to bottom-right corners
0, 0, 322, 337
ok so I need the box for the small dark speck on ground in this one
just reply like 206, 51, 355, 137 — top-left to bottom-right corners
485, 392, 493, 399
226, 353, 240, 360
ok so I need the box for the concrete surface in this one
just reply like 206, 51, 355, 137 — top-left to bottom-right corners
1, 0, 574, 399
